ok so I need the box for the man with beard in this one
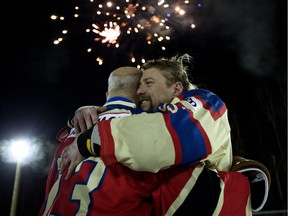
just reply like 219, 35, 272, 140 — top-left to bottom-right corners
60, 54, 255, 215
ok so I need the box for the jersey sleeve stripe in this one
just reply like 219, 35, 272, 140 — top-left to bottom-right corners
164, 106, 211, 166
162, 113, 182, 166
99, 120, 117, 166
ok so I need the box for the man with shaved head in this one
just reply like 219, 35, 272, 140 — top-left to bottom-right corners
39, 66, 158, 216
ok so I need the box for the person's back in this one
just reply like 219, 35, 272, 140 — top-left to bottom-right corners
39, 66, 156, 216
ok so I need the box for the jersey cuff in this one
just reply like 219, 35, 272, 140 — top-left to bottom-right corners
77, 126, 95, 157
77, 124, 101, 157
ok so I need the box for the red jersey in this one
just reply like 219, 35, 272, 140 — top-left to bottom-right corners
39, 98, 156, 216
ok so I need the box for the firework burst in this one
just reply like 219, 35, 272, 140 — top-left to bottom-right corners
51, 0, 205, 66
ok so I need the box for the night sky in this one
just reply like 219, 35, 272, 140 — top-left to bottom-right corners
0, 0, 287, 215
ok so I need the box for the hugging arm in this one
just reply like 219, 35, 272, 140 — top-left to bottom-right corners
75, 90, 233, 172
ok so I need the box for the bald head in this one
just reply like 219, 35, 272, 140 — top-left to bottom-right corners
110, 66, 141, 77
107, 66, 142, 104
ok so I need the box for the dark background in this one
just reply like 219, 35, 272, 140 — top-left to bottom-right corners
0, 0, 286, 215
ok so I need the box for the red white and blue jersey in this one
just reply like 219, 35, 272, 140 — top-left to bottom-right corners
38, 97, 156, 216
40, 93, 252, 216
94, 89, 233, 172
41, 145, 251, 216
75, 90, 251, 215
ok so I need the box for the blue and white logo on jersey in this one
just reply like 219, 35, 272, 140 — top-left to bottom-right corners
185, 96, 201, 110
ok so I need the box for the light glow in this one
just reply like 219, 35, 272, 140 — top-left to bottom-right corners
10, 139, 30, 162
1, 137, 41, 164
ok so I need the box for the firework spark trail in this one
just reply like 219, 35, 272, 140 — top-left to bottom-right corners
51, 0, 204, 66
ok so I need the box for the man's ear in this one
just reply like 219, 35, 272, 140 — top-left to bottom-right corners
173, 82, 184, 97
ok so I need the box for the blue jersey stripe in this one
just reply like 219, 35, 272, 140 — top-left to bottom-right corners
168, 106, 207, 166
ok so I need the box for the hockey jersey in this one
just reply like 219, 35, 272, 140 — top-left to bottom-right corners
38, 97, 156, 216
73, 90, 252, 215
40, 94, 252, 216
78, 89, 233, 173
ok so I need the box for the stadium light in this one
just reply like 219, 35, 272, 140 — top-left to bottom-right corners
8, 139, 35, 216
